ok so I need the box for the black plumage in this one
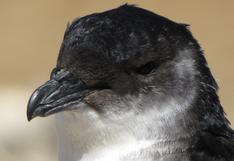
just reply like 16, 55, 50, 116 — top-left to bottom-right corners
27, 4, 234, 161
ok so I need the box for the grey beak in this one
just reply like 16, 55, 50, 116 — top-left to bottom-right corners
27, 70, 92, 121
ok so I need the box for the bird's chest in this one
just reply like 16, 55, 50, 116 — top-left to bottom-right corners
55, 112, 156, 161
55, 106, 193, 161
79, 140, 155, 161
54, 111, 150, 161
79, 141, 191, 161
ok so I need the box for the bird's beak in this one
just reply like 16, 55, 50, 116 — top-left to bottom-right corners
27, 69, 94, 121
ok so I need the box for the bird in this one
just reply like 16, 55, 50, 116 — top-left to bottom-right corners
27, 4, 234, 161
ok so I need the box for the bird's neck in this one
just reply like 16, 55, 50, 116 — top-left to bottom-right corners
55, 102, 196, 161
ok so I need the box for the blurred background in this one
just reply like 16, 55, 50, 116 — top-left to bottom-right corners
0, 0, 233, 161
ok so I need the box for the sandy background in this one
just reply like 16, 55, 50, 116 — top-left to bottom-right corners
0, 0, 233, 161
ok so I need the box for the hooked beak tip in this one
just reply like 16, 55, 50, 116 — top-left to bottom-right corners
27, 114, 33, 122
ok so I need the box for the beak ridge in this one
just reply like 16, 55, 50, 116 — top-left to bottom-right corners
27, 80, 59, 121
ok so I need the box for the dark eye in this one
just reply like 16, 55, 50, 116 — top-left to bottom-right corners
134, 61, 156, 75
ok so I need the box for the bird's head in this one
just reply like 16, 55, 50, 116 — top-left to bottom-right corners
27, 5, 222, 136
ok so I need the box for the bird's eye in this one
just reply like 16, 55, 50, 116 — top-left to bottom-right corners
134, 61, 156, 75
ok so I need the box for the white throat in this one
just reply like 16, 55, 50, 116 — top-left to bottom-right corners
55, 105, 154, 161
55, 97, 196, 161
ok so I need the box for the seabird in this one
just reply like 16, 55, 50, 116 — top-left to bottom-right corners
27, 4, 234, 161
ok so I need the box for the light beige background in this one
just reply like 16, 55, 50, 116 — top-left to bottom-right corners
0, 0, 233, 161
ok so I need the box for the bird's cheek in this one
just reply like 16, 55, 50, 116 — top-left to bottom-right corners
111, 73, 138, 94
83, 89, 123, 111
